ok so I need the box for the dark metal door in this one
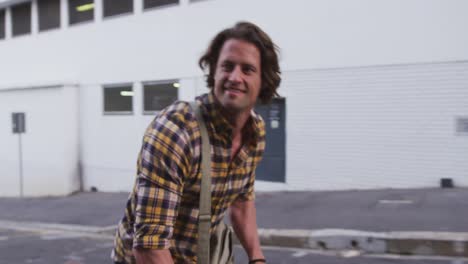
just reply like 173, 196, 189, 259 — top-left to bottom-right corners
254, 98, 286, 182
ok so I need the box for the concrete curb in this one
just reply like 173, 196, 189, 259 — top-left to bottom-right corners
257, 228, 468, 258
1, 220, 467, 257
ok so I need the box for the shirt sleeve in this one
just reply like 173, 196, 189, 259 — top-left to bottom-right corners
236, 119, 266, 203
236, 169, 256, 202
133, 110, 192, 249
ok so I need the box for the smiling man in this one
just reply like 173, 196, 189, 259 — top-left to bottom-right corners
214, 38, 262, 113
112, 22, 281, 264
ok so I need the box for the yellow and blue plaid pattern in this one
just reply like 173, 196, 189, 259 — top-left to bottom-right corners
112, 93, 265, 263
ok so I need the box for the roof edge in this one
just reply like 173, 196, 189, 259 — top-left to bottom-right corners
0, 82, 79, 92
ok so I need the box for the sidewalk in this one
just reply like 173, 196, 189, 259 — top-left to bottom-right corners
0, 188, 467, 257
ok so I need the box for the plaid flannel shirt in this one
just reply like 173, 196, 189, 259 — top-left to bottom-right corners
112, 93, 265, 263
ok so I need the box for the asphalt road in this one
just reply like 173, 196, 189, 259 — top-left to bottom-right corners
1, 188, 467, 232
0, 228, 466, 264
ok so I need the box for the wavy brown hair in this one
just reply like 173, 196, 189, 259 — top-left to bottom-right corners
199, 21, 281, 104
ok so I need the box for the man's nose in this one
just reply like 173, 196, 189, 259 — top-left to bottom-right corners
228, 66, 242, 83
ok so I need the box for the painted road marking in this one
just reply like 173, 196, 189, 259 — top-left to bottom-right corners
378, 199, 414, 204
292, 251, 309, 258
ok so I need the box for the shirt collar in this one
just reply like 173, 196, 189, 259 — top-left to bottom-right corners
198, 92, 264, 146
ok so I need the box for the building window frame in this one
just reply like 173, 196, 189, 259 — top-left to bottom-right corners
38, 0, 61, 32
143, 0, 179, 12
102, 0, 133, 19
103, 83, 134, 115
142, 79, 179, 115
11, 2, 32, 37
0, 9, 5, 40
68, 0, 95, 26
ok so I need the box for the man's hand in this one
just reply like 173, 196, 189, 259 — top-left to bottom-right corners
133, 248, 174, 264
230, 199, 265, 261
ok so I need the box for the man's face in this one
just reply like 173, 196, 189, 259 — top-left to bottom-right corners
213, 38, 262, 115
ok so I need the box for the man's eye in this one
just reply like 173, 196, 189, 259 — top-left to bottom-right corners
222, 64, 233, 71
243, 66, 255, 74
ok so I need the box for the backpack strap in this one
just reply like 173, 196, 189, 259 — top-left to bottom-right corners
190, 101, 212, 264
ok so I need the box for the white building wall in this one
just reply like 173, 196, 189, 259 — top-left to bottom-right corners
80, 80, 200, 192
80, 60, 468, 192
0, 85, 80, 196
1, 0, 468, 88
1, 0, 467, 194
0, 92, 21, 196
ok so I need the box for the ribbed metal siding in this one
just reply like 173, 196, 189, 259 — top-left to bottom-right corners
282, 61, 468, 190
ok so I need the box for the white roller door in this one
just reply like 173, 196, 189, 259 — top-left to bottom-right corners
280, 61, 468, 191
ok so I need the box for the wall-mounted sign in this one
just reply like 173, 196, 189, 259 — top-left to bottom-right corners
12, 112, 26, 134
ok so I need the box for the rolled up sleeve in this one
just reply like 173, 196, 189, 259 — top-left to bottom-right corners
133, 114, 192, 249
236, 170, 256, 202
236, 130, 265, 203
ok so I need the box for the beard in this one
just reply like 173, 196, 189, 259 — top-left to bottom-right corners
217, 87, 253, 114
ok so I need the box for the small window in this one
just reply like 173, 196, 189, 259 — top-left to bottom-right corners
143, 80, 179, 113
143, 0, 178, 10
12, 2, 31, 37
0, 9, 5, 40
38, 0, 61, 32
69, 0, 94, 25
103, 0, 133, 18
103, 84, 133, 114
